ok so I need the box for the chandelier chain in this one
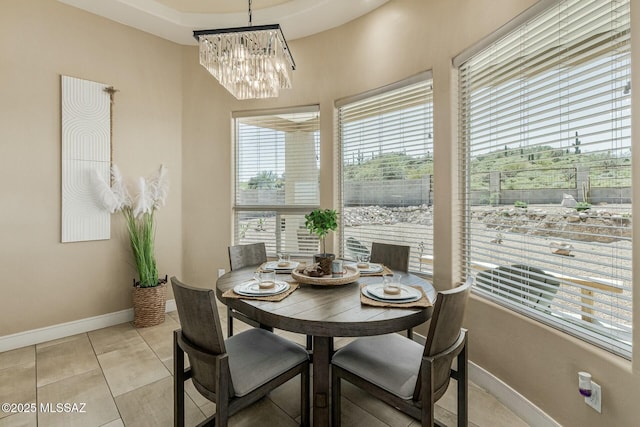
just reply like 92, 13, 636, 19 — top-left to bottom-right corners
248, 0, 252, 26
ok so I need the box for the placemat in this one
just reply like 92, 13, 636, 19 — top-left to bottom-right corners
223, 283, 299, 302
360, 284, 432, 308
359, 264, 394, 277
257, 262, 302, 274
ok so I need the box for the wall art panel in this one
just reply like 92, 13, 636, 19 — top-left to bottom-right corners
61, 75, 111, 242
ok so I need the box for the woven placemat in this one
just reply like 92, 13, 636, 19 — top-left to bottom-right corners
360, 284, 432, 308
359, 264, 394, 277
223, 283, 299, 302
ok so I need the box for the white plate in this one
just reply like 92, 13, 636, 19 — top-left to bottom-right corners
363, 283, 422, 301
345, 262, 383, 274
264, 261, 300, 272
234, 280, 290, 296
362, 287, 421, 304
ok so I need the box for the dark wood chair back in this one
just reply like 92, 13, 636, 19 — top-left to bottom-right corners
228, 242, 267, 271
330, 276, 472, 426
414, 276, 472, 402
226, 243, 268, 337
172, 276, 310, 426
370, 242, 410, 272
171, 277, 233, 400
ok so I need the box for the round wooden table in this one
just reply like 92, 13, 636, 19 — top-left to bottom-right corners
216, 266, 435, 427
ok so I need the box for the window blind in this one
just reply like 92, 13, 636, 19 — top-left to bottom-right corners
458, 0, 632, 357
233, 106, 320, 256
337, 76, 434, 272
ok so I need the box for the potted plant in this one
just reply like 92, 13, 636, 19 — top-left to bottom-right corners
95, 164, 169, 327
304, 208, 338, 274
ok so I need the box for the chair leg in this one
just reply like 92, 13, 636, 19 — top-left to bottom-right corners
331, 367, 342, 427
227, 307, 234, 337
421, 357, 435, 427
457, 339, 468, 427
173, 331, 185, 427
407, 328, 414, 340
216, 355, 230, 427
306, 335, 312, 351
300, 363, 310, 427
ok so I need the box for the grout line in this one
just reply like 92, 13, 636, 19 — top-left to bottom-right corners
87, 329, 125, 426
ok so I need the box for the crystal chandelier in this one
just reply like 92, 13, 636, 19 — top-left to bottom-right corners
193, 0, 295, 100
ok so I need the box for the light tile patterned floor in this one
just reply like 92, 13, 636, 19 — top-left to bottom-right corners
0, 306, 529, 426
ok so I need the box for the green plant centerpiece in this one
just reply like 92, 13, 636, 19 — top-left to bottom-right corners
304, 208, 338, 275
95, 164, 169, 327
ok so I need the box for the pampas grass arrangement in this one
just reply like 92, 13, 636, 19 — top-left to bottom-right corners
95, 164, 169, 288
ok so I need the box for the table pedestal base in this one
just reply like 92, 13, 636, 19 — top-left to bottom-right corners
312, 336, 331, 426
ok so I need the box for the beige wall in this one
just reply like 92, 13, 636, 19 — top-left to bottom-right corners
2, 0, 639, 424
181, 0, 640, 425
0, 0, 183, 335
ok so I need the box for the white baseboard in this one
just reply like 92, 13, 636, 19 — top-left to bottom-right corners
468, 361, 561, 427
411, 332, 559, 426
0, 299, 177, 353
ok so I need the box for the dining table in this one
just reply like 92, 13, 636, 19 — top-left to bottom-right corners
216, 261, 436, 426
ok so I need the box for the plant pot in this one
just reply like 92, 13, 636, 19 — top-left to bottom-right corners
314, 253, 335, 275
132, 282, 167, 328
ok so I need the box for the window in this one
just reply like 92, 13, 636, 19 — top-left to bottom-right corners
233, 106, 320, 256
457, 0, 631, 357
337, 74, 434, 271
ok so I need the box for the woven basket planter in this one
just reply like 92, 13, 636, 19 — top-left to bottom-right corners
132, 282, 167, 328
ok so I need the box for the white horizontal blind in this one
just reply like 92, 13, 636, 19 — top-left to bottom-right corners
233, 107, 320, 256
458, 0, 632, 357
338, 78, 434, 272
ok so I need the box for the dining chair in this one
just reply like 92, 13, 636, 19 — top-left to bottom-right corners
370, 242, 410, 272
331, 276, 472, 427
228, 242, 313, 350
370, 242, 413, 338
171, 277, 310, 427
227, 242, 268, 337
476, 264, 560, 312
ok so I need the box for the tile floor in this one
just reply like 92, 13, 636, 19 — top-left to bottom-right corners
0, 305, 530, 427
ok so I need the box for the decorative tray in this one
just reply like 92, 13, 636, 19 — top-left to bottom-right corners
291, 266, 360, 286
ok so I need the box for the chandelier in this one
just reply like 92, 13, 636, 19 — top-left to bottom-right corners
193, 0, 295, 100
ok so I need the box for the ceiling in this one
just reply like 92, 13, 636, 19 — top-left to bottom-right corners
57, 0, 390, 45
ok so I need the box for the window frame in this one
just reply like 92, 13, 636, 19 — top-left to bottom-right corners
455, 0, 632, 358
336, 72, 435, 272
232, 105, 321, 257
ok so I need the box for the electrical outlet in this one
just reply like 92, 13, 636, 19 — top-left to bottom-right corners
585, 381, 601, 413
217, 268, 226, 278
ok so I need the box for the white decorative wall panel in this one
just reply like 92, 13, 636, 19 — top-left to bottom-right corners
61, 75, 111, 242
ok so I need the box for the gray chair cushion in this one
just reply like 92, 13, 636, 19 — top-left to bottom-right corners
226, 328, 309, 397
332, 333, 423, 400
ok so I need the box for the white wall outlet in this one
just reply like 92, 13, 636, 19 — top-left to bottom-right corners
585, 381, 601, 413
217, 268, 226, 278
